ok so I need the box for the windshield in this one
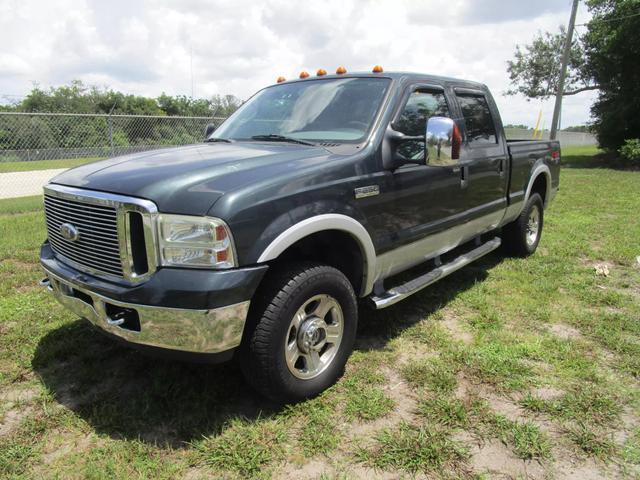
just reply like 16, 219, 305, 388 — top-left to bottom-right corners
211, 77, 391, 143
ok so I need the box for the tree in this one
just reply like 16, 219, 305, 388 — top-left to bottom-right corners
506, 27, 597, 100
506, 0, 640, 151
583, 0, 640, 150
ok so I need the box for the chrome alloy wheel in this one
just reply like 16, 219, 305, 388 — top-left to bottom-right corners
284, 294, 344, 380
526, 205, 541, 247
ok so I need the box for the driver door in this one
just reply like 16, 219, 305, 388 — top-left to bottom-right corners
372, 85, 466, 266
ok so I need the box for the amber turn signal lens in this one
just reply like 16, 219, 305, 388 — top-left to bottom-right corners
372, 65, 383, 73
316, 68, 327, 76
276, 76, 286, 83
336, 66, 347, 74
299, 71, 310, 79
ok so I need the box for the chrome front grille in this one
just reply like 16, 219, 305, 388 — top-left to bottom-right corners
43, 185, 158, 283
44, 195, 123, 277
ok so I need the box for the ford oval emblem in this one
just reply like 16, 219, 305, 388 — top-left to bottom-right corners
60, 223, 80, 242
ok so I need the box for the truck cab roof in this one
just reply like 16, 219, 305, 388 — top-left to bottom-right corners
272, 71, 488, 91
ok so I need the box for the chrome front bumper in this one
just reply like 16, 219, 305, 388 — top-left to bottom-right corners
42, 269, 250, 354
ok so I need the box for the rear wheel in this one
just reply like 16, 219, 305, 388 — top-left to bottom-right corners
240, 263, 357, 402
502, 192, 544, 257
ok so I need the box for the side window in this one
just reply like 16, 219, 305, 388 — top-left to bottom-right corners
456, 94, 497, 145
395, 90, 450, 161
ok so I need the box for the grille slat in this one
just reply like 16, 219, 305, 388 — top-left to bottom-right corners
43, 203, 117, 224
44, 210, 119, 234
48, 239, 123, 276
45, 217, 119, 242
44, 196, 118, 213
45, 198, 114, 217
46, 225, 121, 257
44, 193, 124, 277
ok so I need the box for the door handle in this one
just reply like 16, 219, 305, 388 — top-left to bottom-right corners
499, 158, 505, 178
460, 165, 469, 189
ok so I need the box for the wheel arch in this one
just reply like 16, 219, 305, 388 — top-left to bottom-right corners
525, 164, 552, 208
257, 214, 377, 297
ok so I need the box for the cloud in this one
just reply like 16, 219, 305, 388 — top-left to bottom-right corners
0, 0, 594, 126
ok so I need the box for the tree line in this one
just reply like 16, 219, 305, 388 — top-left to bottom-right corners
0, 80, 242, 117
506, 0, 639, 163
0, 81, 243, 159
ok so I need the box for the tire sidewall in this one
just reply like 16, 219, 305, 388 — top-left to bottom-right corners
521, 193, 544, 254
262, 267, 357, 400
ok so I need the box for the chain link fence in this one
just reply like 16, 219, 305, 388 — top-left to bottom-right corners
0, 111, 227, 163
0, 112, 227, 199
505, 128, 597, 146
0, 112, 597, 199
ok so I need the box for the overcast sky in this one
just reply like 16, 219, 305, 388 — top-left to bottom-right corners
0, 0, 595, 127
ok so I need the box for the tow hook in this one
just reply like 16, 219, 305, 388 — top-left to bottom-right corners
39, 277, 52, 291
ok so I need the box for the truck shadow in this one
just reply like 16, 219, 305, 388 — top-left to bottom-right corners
355, 252, 502, 351
32, 252, 504, 447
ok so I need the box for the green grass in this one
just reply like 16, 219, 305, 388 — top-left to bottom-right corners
357, 422, 468, 475
1, 146, 639, 478
0, 157, 102, 173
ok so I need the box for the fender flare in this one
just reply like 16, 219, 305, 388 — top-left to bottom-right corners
524, 163, 552, 208
257, 214, 377, 296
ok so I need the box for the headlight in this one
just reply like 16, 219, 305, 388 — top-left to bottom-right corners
157, 214, 236, 268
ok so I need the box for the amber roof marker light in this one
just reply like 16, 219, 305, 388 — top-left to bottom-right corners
276, 76, 286, 83
299, 71, 310, 79
336, 66, 347, 74
372, 65, 384, 73
316, 68, 327, 76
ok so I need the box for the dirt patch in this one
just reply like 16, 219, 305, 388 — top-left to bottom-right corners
0, 387, 39, 404
0, 406, 32, 437
552, 456, 619, 479
41, 432, 95, 465
530, 386, 564, 401
469, 439, 545, 479
548, 323, 583, 340
439, 311, 474, 344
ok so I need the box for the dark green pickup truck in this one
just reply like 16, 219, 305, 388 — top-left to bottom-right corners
40, 70, 560, 402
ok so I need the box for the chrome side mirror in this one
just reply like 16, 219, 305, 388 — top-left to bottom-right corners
425, 117, 461, 167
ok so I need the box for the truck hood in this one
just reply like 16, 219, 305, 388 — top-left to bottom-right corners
50, 142, 330, 215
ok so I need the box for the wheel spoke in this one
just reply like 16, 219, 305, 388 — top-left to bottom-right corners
313, 295, 335, 318
285, 340, 299, 368
325, 323, 341, 344
292, 310, 306, 329
305, 350, 321, 372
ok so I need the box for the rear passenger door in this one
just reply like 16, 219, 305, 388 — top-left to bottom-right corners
454, 89, 508, 227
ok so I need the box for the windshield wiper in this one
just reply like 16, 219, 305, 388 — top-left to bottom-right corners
250, 134, 315, 146
205, 137, 232, 143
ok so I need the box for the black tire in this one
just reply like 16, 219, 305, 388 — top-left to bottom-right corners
240, 262, 358, 403
502, 192, 544, 257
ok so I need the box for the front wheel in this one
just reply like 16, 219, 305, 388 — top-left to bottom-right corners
240, 263, 357, 402
502, 192, 544, 257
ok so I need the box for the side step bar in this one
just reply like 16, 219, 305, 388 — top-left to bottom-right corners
370, 237, 502, 309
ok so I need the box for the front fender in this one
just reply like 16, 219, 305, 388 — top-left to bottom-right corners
249, 203, 377, 296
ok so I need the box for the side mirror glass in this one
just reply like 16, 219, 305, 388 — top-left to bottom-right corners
204, 123, 216, 139
425, 117, 461, 167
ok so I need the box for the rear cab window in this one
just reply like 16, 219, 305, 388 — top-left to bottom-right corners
455, 93, 497, 146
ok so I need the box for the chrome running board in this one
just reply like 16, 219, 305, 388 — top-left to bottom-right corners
370, 237, 502, 309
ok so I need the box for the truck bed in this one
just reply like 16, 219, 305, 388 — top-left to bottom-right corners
506, 139, 561, 208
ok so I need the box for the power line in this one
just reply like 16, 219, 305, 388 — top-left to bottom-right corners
576, 10, 640, 26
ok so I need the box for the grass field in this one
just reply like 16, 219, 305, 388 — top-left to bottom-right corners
1, 146, 639, 479
0, 158, 102, 173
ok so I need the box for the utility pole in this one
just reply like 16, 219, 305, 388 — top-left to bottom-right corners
550, 0, 579, 140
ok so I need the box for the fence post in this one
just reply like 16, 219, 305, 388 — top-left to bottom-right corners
108, 114, 114, 157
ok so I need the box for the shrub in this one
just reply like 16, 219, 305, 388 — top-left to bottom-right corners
619, 139, 640, 166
